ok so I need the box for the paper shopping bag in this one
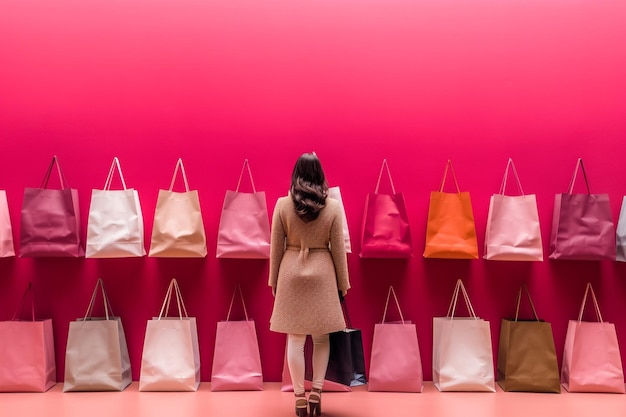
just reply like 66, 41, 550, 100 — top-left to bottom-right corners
0, 284, 56, 392
497, 285, 560, 393
484, 159, 543, 261
424, 160, 478, 259
369, 287, 423, 392
549, 158, 615, 260
360, 159, 413, 258
216, 159, 271, 258
0, 190, 15, 257
63, 279, 131, 392
432, 279, 495, 392
20, 155, 83, 257
616, 197, 626, 262
139, 279, 200, 392
86, 157, 146, 258
149, 158, 207, 257
211, 286, 263, 391
328, 186, 352, 253
561, 283, 624, 393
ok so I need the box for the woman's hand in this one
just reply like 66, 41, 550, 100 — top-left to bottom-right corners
272, 286, 277, 297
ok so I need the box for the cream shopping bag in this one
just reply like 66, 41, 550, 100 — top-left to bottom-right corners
139, 279, 201, 392
86, 157, 146, 258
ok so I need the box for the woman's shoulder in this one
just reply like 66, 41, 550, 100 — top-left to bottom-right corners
324, 196, 341, 215
275, 196, 293, 210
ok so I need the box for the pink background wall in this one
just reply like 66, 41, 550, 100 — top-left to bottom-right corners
1, 0, 626, 383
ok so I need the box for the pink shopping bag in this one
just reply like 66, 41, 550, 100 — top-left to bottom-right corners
484, 159, 543, 261
369, 287, 423, 392
0, 283, 56, 392
211, 286, 263, 391
0, 190, 15, 257
561, 283, 625, 393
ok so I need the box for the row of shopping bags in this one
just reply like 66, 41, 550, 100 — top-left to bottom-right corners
2, 156, 626, 260
366, 281, 625, 393
0, 279, 263, 392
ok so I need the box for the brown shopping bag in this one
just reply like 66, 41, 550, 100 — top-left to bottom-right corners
497, 285, 560, 393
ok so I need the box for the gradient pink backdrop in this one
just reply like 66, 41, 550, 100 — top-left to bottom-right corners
1, 0, 626, 383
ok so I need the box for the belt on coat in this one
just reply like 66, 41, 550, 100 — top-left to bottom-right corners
285, 245, 330, 261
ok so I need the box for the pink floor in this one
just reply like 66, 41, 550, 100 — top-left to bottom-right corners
2, 382, 626, 417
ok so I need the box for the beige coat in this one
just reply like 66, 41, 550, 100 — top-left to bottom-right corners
269, 196, 350, 335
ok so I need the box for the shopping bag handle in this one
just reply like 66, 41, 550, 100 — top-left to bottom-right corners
236, 159, 257, 193
40, 155, 69, 189
339, 297, 354, 329
499, 158, 525, 196
514, 284, 540, 321
381, 286, 405, 324
12, 282, 36, 322
226, 284, 250, 321
567, 158, 591, 194
578, 282, 603, 322
439, 160, 461, 193
168, 158, 190, 192
447, 279, 478, 319
158, 278, 189, 319
83, 278, 115, 320
104, 157, 128, 190
374, 159, 396, 194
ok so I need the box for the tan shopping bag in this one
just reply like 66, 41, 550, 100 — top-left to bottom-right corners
149, 158, 207, 257
139, 279, 201, 392
63, 279, 131, 392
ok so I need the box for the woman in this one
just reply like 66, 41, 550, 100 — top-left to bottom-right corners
269, 153, 350, 417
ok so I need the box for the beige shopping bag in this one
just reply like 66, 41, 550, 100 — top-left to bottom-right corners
139, 279, 201, 392
433, 279, 495, 392
63, 279, 131, 392
149, 158, 207, 257
85, 157, 146, 258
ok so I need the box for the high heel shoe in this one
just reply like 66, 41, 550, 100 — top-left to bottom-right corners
308, 388, 322, 416
295, 393, 308, 417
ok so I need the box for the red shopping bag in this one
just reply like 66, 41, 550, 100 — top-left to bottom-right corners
20, 155, 84, 257
360, 159, 413, 258
561, 283, 625, 393
369, 287, 423, 392
0, 283, 56, 392
211, 286, 263, 391
549, 158, 615, 260
216, 159, 271, 259
484, 159, 543, 261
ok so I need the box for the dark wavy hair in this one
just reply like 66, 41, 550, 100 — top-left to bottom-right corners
290, 153, 328, 222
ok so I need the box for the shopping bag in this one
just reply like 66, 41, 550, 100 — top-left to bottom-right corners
360, 159, 413, 258
561, 283, 625, 393
0, 283, 56, 392
20, 155, 83, 257
63, 279, 131, 392
149, 158, 207, 257
0, 190, 15, 257
216, 159, 271, 258
549, 158, 615, 260
281, 299, 365, 392
484, 159, 543, 261
139, 279, 201, 392
328, 186, 351, 253
423, 160, 478, 259
433, 279, 495, 392
86, 157, 146, 258
369, 287, 423, 392
211, 286, 263, 391
616, 197, 626, 262
497, 285, 560, 393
